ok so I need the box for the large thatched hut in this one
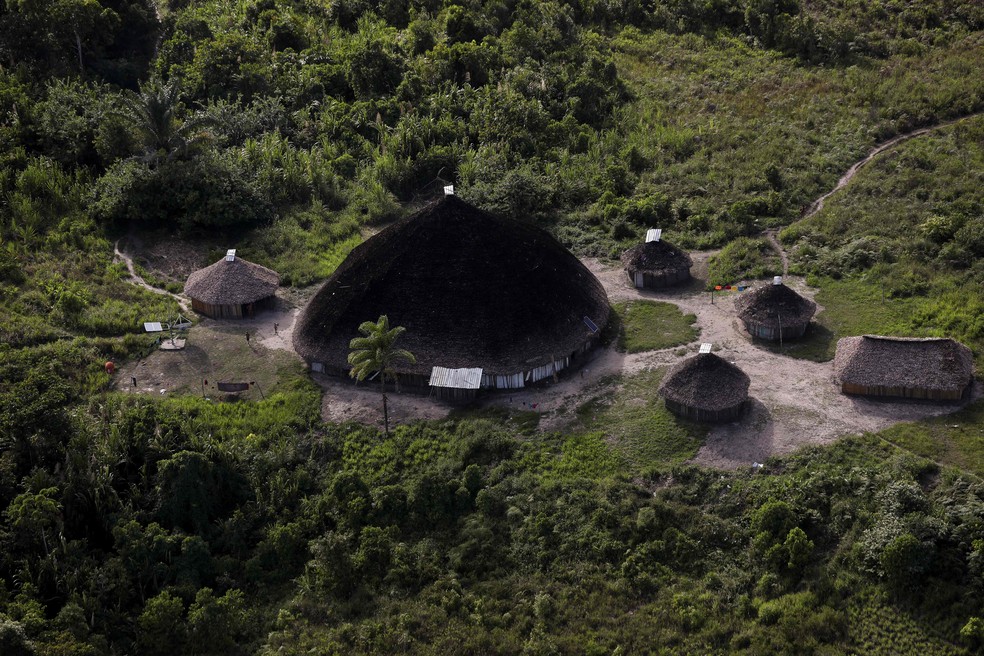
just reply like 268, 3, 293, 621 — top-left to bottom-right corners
621, 236, 692, 289
834, 335, 974, 401
185, 251, 280, 319
735, 280, 817, 341
293, 195, 611, 390
658, 352, 750, 422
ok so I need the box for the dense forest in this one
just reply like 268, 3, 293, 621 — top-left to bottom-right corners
1, 0, 984, 653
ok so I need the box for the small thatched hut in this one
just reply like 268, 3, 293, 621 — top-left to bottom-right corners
735, 281, 817, 341
658, 352, 750, 422
834, 335, 974, 401
293, 195, 611, 391
185, 251, 280, 319
621, 238, 692, 289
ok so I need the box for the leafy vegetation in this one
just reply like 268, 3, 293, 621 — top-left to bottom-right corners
784, 115, 984, 363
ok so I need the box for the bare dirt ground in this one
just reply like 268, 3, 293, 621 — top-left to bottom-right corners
298, 253, 979, 467
116, 112, 984, 465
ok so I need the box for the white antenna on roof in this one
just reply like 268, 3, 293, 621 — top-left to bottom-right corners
645, 228, 662, 243
443, 185, 455, 196
226, 249, 236, 262
699, 343, 712, 354
773, 276, 782, 285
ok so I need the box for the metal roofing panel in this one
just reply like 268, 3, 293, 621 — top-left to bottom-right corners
443, 185, 455, 196
144, 322, 163, 332
645, 228, 662, 243
226, 249, 236, 261
429, 366, 483, 389
699, 343, 712, 354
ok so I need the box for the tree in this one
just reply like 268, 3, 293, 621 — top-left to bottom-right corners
347, 315, 415, 436
120, 78, 210, 164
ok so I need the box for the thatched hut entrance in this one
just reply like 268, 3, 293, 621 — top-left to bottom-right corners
621, 237, 692, 290
735, 280, 817, 341
658, 351, 750, 422
184, 251, 280, 320
293, 196, 611, 393
834, 335, 974, 401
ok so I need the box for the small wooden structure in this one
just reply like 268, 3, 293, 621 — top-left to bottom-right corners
621, 230, 692, 290
429, 366, 483, 403
658, 349, 750, 422
735, 278, 816, 341
834, 335, 974, 401
185, 250, 280, 319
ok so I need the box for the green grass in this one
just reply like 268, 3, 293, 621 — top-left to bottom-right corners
706, 237, 782, 287
847, 591, 967, 656
877, 400, 984, 478
112, 322, 309, 399
779, 277, 919, 361
570, 369, 708, 472
615, 300, 699, 353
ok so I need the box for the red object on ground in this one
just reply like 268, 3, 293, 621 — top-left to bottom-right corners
714, 285, 723, 291
104, 361, 115, 375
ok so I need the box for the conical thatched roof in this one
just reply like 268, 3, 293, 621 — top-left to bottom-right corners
834, 335, 973, 393
184, 255, 280, 305
735, 283, 816, 328
658, 353, 750, 411
621, 240, 692, 275
293, 196, 611, 376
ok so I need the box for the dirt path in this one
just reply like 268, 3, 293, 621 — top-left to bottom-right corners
311, 253, 977, 467
582, 260, 980, 468
764, 230, 789, 277
802, 112, 984, 221
114, 240, 192, 314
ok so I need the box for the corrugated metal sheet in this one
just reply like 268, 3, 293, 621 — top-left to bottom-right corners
646, 228, 662, 243
429, 366, 483, 389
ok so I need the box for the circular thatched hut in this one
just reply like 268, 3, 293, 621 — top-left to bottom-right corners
293, 195, 611, 390
735, 282, 817, 341
621, 240, 692, 289
834, 335, 974, 401
185, 252, 280, 319
658, 353, 750, 422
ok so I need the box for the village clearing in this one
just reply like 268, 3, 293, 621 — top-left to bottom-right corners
114, 242, 979, 470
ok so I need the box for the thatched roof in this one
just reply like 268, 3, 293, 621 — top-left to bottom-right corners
621, 240, 692, 275
834, 335, 974, 391
735, 283, 817, 328
658, 353, 750, 411
293, 196, 611, 376
184, 255, 280, 305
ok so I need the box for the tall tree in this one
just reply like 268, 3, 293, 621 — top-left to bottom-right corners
121, 77, 210, 163
347, 315, 416, 436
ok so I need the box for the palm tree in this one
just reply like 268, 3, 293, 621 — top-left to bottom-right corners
348, 315, 416, 436
121, 77, 210, 163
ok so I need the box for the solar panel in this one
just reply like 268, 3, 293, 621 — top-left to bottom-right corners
443, 185, 455, 196
226, 249, 236, 262
583, 316, 600, 334
144, 322, 163, 332
699, 343, 712, 354
773, 276, 782, 285
645, 228, 662, 243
